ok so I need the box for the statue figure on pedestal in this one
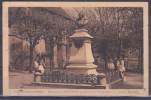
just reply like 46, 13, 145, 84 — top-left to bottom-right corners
75, 13, 88, 29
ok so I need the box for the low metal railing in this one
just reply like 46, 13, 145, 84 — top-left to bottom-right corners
41, 73, 98, 85
41, 70, 121, 85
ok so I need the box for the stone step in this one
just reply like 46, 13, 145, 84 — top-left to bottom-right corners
31, 82, 107, 89
31, 78, 125, 89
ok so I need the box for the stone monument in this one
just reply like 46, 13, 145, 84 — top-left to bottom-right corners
66, 13, 99, 75
33, 13, 124, 88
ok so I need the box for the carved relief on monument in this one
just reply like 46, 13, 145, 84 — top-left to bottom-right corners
73, 39, 84, 49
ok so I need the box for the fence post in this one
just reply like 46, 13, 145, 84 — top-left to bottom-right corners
97, 74, 106, 85
34, 73, 42, 82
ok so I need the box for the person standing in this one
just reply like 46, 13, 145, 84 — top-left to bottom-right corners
38, 65, 44, 74
34, 54, 40, 72
38, 55, 45, 74
34, 60, 39, 72
40, 55, 46, 69
117, 57, 125, 78
34, 54, 45, 74
107, 58, 115, 71
113, 57, 118, 70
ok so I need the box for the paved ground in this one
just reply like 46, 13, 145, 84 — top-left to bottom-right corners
112, 72, 143, 89
9, 71, 58, 89
9, 70, 143, 89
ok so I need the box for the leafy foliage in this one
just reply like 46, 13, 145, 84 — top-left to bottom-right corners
82, 7, 143, 69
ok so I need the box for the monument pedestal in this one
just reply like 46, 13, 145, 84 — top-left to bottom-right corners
66, 63, 98, 75
66, 29, 100, 75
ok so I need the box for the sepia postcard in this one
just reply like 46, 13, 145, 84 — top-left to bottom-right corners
3, 2, 149, 96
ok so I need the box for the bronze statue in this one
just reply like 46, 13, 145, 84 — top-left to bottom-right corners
75, 13, 88, 29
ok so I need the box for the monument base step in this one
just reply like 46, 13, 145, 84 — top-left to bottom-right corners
31, 82, 107, 89
31, 78, 125, 89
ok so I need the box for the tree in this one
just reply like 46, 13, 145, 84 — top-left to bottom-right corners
83, 7, 118, 69
121, 8, 143, 71
82, 7, 143, 71
43, 13, 75, 70
9, 7, 54, 73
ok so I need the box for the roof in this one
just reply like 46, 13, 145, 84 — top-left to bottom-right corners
44, 7, 73, 20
